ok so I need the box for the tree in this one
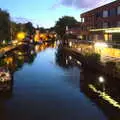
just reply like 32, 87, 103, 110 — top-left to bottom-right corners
39, 27, 46, 33
0, 9, 10, 41
55, 16, 78, 38
24, 22, 34, 35
11, 22, 26, 40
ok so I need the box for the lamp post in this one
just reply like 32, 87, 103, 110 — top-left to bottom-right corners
98, 76, 105, 92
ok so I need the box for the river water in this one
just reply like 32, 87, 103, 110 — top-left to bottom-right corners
0, 42, 119, 120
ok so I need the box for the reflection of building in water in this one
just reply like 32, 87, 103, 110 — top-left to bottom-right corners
1, 45, 36, 73
0, 45, 37, 99
56, 47, 82, 69
80, 70, 120, 119
0, 67, 13, 99
35, 42, 56, 53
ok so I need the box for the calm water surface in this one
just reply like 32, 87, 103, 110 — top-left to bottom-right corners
0, 42, 119, 120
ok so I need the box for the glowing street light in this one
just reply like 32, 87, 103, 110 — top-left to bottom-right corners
69, 56, 72, 60
69, 42, 72, 47
98, 76, 105, 92
17, 32, 26, 40
3, 40, 6, 44
99, 76, 105, 83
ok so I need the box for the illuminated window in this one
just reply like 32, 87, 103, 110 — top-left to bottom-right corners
104, 34, 108, 41
117, 6, 120, 15
103, 10, 108, 17
109, 34, 112, 41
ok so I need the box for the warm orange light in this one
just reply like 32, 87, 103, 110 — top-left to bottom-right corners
4, 57, 13, 65
17, 32, 26, 40
34, 34, 40, 42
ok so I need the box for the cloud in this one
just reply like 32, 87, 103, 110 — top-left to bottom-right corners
52, 0, 114, 9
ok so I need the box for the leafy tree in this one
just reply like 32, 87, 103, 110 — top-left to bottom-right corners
0, 9, 10, 41
49, 27, 55, 32
11, 22, 26, 40
24, 22, 34, 35
11, 22, 35, 39
55, 16, 78, 38
39, 27, 46, 33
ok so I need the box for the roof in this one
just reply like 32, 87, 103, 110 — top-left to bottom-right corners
81, 0, 120, 16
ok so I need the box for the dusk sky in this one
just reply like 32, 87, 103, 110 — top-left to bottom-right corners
0, 0, 115, 28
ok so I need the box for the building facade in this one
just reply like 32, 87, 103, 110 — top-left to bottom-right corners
66, 23, 82, 39
80, 0, 120, 43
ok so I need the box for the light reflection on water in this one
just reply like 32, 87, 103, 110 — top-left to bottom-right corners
0, 42, 119, 120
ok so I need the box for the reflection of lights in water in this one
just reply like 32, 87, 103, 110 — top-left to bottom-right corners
57, 40, 60, 45
89, 84, 120, 109
45, 43, 48, 45
35, 45, 40, 53
18, 56, 24, 60
30, 39, 33, 43
4, 54, 7, 57
4, 57, 13, 65
77, 61, 82, 66
54, 41, 57, 48
17, 52, 23, 56
69, 56, 72, 60
99, 76, 105, 83
41, 46, 44, 51
66, 59, 68, 64
31, 50, 34, 55
0, 71, 11, 82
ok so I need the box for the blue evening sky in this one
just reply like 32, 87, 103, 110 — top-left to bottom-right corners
0, 0, 114, 28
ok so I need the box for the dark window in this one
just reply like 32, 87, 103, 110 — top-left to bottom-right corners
109, 8, 117, 16
96, 12, 102, 18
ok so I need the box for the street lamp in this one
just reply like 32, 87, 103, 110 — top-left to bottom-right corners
98, 76, 105, 92
69, 41, 72, 47
99, 76, 104, 83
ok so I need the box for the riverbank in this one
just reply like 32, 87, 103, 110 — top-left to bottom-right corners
0, 42, 28, 58
63, 47, 120, 80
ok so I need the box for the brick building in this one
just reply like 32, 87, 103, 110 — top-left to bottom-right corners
80, 0, 120, 43
66, 23, 82, 39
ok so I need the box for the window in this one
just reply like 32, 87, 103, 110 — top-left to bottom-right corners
109, 8, 117, 16
117, 6, 120, 15
103, 10, 108, 17
103, 22, 108, 28
96, 12, 102, 18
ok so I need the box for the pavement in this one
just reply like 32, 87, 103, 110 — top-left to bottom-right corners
0, 45, 16, 57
